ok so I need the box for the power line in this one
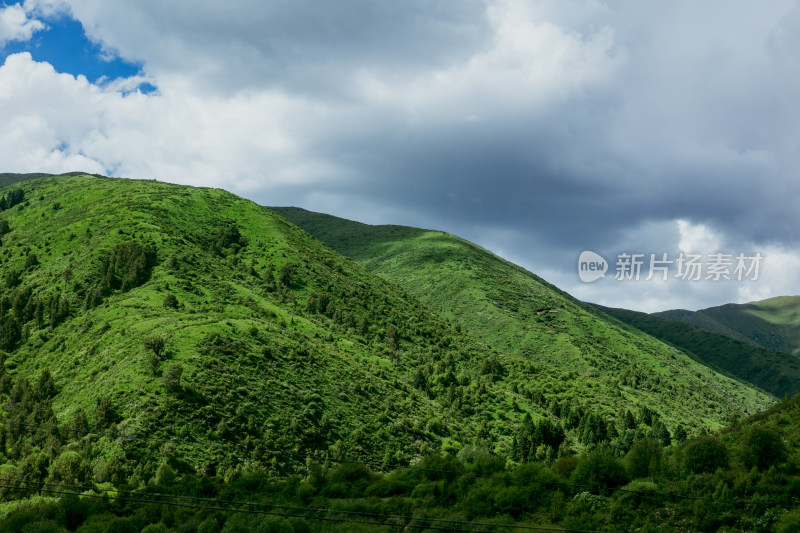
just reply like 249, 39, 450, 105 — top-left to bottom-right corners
17, 421, 592, 486
0, 481, 420, 532
0, 478, 608, 533
8, 421, 797, 511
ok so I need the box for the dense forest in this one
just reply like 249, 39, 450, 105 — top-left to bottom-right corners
1, 394, 799, 531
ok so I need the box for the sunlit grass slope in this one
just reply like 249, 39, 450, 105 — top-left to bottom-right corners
2, 174, 580, 476
273, 207, 774, 433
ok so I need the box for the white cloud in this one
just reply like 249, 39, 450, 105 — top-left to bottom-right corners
0, 1, 628, 191
0, 52, 333, 191
736, 245, 800, 304
0, 3, 45, 46
677, 219, 723, 253
356, 0, 624, 124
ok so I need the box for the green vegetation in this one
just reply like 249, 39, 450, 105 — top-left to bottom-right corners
2, 174, 565, 476
0, 175, 788, 531
595, 304, 800, 398
1, 395, 800, 531
273, 207, 772, 433
658, 295, 800, 356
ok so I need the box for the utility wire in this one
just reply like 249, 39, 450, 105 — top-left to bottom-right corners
8, 421, 795, 511
0, 478, 608, 533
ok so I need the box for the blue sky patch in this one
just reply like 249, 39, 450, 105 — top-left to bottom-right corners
1, 4, 155, 93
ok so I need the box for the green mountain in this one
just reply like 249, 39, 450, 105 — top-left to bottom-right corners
658, 295, 800, 356
272, 207, 773, 432
0, 176, 790, 532
2, 174, 577, 477
594, 304, 800, 398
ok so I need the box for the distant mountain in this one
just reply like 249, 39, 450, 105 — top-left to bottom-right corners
0, 172, 54, 188
594, 304, 800, 398
273, 206, 773, 434
657, 296, 800, 357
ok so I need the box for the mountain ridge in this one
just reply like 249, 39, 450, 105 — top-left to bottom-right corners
657, 295, 800, 357
593, 303, 800, 398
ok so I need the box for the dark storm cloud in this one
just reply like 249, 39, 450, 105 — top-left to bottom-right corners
303, 72, 797, 257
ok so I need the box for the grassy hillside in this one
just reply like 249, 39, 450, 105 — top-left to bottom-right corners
1, 174, 592, 480
0, 178, 789, 532
273, 207, 773, 433
595, 304, 800, 398
658, 295, 800, 357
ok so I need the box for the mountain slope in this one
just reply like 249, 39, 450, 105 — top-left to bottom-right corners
273, 207, 774, 432
658, 295, 800, 357
3, 174, 596, 479
594, 304, 800, 398
0, 177, 789, 532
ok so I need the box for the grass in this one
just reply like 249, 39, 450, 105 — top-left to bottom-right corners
274, 207, 774, 433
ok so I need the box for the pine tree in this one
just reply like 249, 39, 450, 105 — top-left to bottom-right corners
651, 420, 671, 446
623, 409, 636, 430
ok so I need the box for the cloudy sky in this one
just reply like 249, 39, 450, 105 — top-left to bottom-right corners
1, 0, 799, 312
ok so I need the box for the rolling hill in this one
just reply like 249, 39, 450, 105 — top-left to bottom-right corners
658, 295, 800, 357
3, 174, 571, 478
0, 176, 772, 471
0, 173, 53, 189
272, 207, 773, 432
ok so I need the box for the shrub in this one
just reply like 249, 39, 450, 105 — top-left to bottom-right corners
740, 427, 787, 471
143, 334, 168, 356
552, 455, 579, 480
162, 363, 183, 392
198, 519, 221, 533
94, 396, 118, 428
572, 447, 629, 491
24, 253, 39, 269
163, 293, 179, 309
625, 437, 662, 479
278, 263, 295, 287
50, 450, 85, 484
683, 436, 729, 474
